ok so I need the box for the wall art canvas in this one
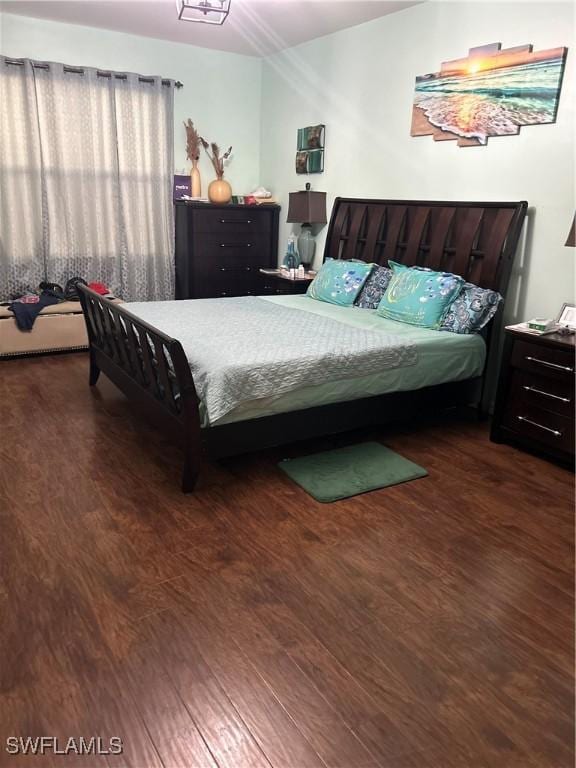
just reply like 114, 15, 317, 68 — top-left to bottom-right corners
296, 124, 325, 173
411, 43, 567, 147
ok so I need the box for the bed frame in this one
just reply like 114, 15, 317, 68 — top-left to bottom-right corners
78, 198, 527, 491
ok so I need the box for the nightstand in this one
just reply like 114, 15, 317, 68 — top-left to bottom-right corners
259, 269, 315, 296
491, 327, 575, 466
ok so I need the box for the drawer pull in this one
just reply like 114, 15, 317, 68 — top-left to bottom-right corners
220, 243, 252, 248
517, 415, 562, 437
220, 219, 252, 225
522, 385, 570, 403
525, 355, 574, 373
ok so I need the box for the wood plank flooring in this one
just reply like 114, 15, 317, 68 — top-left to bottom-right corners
0, 352, 573, 768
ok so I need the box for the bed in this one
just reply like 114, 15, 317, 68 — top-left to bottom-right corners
78, 197, 528, 491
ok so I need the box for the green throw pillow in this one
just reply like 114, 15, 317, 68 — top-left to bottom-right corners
377, 261, 463, 329
307, 259, 375, 307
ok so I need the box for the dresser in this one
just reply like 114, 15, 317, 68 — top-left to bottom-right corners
175, 202, 280, 299
491, 327, 575, 466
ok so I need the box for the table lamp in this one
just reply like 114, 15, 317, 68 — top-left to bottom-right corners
287, 183, 327, 267
554, 212, 576, 335
565, 213, 575, 247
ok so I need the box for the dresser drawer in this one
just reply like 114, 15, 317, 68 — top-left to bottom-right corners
194, 262, 270, 287
194, 270, 262, 299
511, 339, 575, 380
192, 208, 271, 235
211, 263, 262, 277
510, 369, 574, 417
504, 400, 573, 453
193, 233, 272, 266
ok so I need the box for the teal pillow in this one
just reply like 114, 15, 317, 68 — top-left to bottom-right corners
307, 259, 375, 307
377, 261, 463, 328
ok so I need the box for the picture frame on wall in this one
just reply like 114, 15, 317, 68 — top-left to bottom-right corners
295, 149, 324, 174
297, 125, 325, 150
411, 43, 567, 147
296, 125, 325, 174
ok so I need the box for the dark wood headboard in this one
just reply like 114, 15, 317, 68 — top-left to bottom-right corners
324, 198, 528, 295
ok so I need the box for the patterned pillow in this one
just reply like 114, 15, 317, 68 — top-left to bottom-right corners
377, 261, 463, 329
307, 259, 375, 307
355, 266, 392, 309
440, 282, 502, 334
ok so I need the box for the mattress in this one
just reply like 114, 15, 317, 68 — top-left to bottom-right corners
124, 294, 485, 428
214, 295, 485, 425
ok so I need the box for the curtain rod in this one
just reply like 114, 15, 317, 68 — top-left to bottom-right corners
3, 58, 183, 88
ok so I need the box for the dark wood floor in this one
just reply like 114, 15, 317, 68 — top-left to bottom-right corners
0, 353, 573, 768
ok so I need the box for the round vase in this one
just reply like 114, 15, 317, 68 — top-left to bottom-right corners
297, 225, 316, 268
208, 178, 232, 204
190, 165, 201, 198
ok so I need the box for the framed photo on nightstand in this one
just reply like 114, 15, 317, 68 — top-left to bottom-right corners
557, 302, 576, 331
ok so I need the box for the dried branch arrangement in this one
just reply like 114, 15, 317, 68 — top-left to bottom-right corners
201, 137, 232, 180
184, 119, 201, 166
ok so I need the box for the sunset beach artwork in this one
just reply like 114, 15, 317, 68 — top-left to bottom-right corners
411, 43, 567, 147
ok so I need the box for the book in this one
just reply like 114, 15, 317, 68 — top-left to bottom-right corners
173, 174, 191, 200
527, 318, 556, 332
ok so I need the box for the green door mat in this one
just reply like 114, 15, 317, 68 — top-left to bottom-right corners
278, 441, 428, 503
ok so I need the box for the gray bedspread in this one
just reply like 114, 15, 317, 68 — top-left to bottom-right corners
124, 297, 418, 424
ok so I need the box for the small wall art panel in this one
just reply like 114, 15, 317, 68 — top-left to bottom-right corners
296, 124, 325, 173
411, 43, 567, 147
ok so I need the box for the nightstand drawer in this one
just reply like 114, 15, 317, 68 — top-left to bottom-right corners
261, 282, 310, 296
511, 339, 575, 380
504, 402, 573, 453
511, 369, 574, 417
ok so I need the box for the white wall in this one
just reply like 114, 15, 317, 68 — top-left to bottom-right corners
0, 11, 262, 195
2, 4, 574, 321
260, 1, 576, 322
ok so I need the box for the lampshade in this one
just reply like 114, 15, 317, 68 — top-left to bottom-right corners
566, 214, 575, 247
287, 186, 327, 225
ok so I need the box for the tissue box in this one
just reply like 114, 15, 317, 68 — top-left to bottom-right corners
527, 318, 555, 332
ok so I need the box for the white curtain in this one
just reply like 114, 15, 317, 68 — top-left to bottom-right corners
0, 58, 175, 301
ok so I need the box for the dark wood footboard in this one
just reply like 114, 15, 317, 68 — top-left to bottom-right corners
77, 285, 203, 492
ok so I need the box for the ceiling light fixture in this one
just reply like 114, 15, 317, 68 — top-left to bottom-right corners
176, 0, 232, 26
